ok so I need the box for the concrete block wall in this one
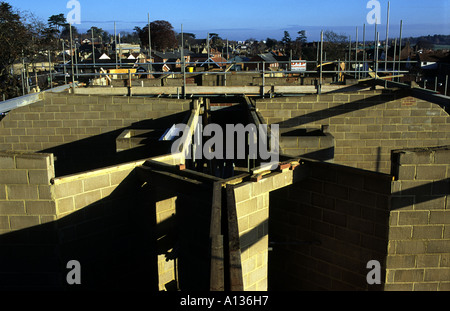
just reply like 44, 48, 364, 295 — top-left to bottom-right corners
155, 196, 177, 291
0, 151, 58, 289
280, 132, 334, 160
0, 153, 154, 289
0, 151, 55, 234
233, 170, 294, 291
269, 161, 392, 290
386, 146, 450, 291
0, 93, 191, 153
255, 90, 450, 173
52, 161, 145, 219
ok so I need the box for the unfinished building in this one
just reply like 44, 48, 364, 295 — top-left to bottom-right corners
0, 79, 449, 291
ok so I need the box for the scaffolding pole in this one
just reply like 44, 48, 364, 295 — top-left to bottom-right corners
181, 24, 186, 99
445, 75, 448, 96
355, 27, 358, 79
385, 1, 390, 72
319, 30, 323, 94
92, 28, 96, 74
69, 23, 75, 86
63, 41, 67, 84
148, 13, 152, 56
114, 22, 118, 69
363, 23, 366, 78
48, 50, 53, 90
398, 20, 403, 82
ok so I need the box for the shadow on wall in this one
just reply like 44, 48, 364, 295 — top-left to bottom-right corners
0, 166, 214, 291
267, 160, 393, 291
275, 90, 410, 129
39, 112, 189, 177
0, 170, 155, 290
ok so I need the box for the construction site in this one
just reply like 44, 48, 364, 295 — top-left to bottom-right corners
0, 55, 450, 291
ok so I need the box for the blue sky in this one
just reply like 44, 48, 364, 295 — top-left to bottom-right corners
9, 0, 450, 41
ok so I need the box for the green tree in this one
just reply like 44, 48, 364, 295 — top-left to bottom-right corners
265, 38, 278, 50
323, 30, 347, 44
209, 33, 223, 47
48, 13, 68, 37
0, 2, 31, 98
296, 30, 307, 44
281, 31, 292, 48
135, 20, 178, 51
61, 23, 79, 40
86, 26, 109, 43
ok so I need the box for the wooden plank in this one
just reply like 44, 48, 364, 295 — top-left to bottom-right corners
144, 159, 223, 184
136, 166, 212, 197
210, 182, 224, 291
210, 182, 222, 238
226, 184, 244, 291
210, 235, 224, 291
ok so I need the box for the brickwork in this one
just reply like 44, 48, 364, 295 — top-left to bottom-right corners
0, 151, 55, 234
233, 169, 295, 291
269, 161, 392, 290
155, 195, 177, 291
386, 146, 450, 291
256, 90, 450, 173
0, 93, 190, 153
52, 161, 144, 219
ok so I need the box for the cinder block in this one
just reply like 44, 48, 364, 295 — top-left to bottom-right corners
426, 240, 450, 254
398, 211, 429, 226
234, 183, 253, 203
155, 197, 176, 214
0, 201, 26, 214
152, 103, 168, 111
248, 209, 268, 229
386, 255, 415, 269
416, 254, 441, 268
388, 226, 412, 240
9, 215, 40, 230
25, 200, 56, 215
393, 269, 424, 283
236, 197, 258, 219
415, 165, 447, 180
0, 216, 9, 229
83, 175, 111, 192
6, 184, 39, 200
414, 196, 446, 211
54, 180, 83, 198
0, 154, 15, 169
412, 225, 443, 239
15, 155, 51, 169
0, 185, 6, 200
424, 268, 450, 282
394, 240, 427, 254
434, 149, 450, 164
110, 169, 133, 185
38, 185, 53, 200
28, 170, 54, 185
397, 165, 416, 180
74, 190, 102, 210
0, 170, 29, 184
56, 197, 75, 214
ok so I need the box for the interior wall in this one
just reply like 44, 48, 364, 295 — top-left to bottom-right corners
269, 161, 392, 290
256, 90, 450, 173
